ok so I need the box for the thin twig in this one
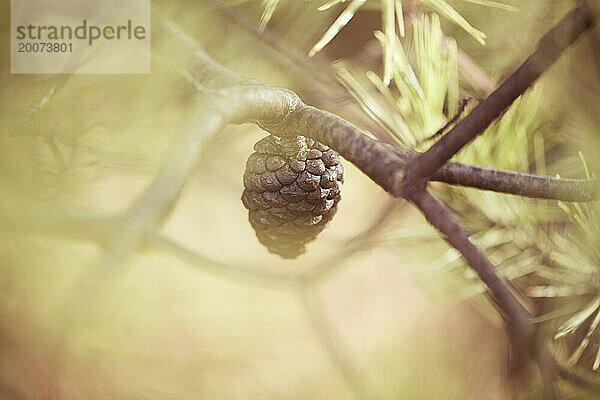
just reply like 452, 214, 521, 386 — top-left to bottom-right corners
151, 232, 304, 286
430, 161, 599, 202
418, 97, 472, 145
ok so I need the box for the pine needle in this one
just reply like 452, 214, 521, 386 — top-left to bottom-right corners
554, 297, 600, 340
420, 0, 487, 45
309, 0, 366, 57
258, 0, 280, 32
382, 0, 396, 84
395, 0, 405, 36
318, 0, 348, 11
566, 307, 600, 367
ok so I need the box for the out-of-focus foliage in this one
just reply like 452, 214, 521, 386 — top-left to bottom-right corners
248, 0, 517, 85
326, 0, 600, 387
334, 14, 458, 147
0, 1, 504, 399
1, 0, 599, 399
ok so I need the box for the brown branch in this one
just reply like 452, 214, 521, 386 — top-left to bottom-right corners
419, 97, 472, 144
403, 189, 532, 338
406, 3, 596, 181
395, 7, 597, 398
257, 97, 599, 202
403, 188, 561, 399
431, 161, 599, 202
394, 6, 597, 399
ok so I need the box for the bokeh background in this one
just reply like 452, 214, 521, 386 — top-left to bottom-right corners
1, 1, 599, 399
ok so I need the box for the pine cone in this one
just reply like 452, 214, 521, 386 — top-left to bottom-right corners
242, 134, 344, 259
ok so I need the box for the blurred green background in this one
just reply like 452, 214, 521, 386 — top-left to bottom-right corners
1, 1, 599, 399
